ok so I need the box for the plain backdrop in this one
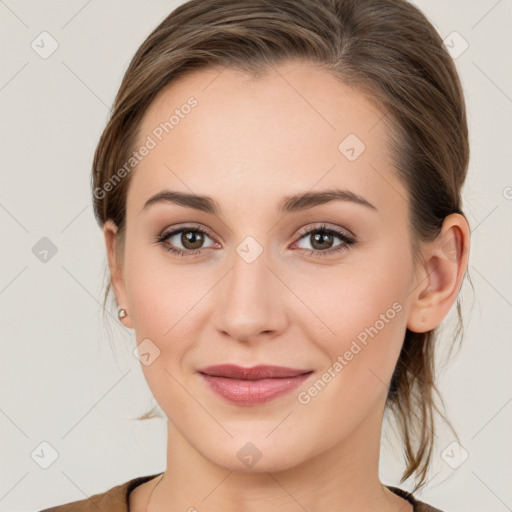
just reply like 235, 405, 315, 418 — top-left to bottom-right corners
0, 1, 511, 511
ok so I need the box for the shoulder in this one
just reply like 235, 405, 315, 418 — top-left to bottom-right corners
387, 485, 444, 512
39, 473, 164, 512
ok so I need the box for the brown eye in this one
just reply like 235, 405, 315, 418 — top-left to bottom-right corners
293, 224, 356, 258
157, 226, 217, 257
180, 229, 205, 250
309, 230, 336, 250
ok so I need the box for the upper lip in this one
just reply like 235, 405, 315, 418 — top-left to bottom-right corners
198, 364, 313, 380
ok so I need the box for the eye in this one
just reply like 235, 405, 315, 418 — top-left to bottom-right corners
155, 225, 219, 257
155, 223, 356, 259
292, 224, 356, 258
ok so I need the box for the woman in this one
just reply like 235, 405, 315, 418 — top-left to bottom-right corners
42, 0, 470, 510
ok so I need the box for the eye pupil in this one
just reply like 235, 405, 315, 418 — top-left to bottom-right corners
183, 230, 204, 249
311, 231, 333, 250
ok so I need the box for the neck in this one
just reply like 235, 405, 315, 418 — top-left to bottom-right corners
142, 402, 411, 512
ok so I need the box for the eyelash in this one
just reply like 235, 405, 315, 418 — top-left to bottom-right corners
155, 224, 356, 259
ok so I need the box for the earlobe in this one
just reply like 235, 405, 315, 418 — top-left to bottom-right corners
103, 220, 134, 329
407, 213, 470, 334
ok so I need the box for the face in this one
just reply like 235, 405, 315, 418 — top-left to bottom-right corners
107, 62, 420, 472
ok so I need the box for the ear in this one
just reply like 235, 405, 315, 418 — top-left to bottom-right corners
407, 213, 470, 333
103, 220, 134, 329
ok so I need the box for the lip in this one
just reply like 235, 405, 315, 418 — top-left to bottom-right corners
197, 364, 314, 405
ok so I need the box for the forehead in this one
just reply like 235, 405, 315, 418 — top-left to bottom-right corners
128, 62, 407, 218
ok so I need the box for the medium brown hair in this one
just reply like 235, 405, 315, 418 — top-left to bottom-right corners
92, 0, 471, 492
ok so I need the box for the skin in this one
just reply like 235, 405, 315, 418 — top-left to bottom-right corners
103, 62, 470, 511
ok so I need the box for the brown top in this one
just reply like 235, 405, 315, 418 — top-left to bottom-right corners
39, 472, 443, 511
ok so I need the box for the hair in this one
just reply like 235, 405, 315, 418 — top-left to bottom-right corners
91, 0, 471, 493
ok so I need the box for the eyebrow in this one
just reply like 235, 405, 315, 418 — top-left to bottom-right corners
141, 187, 377, 215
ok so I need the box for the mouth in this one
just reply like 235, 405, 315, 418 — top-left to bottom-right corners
197, 364, 314, 405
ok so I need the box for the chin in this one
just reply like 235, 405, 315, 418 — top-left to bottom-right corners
194, 433, 311, 474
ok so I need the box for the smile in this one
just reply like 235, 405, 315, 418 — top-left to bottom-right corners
197, 364, 314, 405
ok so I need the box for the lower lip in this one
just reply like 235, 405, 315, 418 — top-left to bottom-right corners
200, 373, 313, 405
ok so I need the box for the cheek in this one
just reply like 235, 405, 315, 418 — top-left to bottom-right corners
123, 242, 216, 384
123, 249, 205, 412
292, 267, 409, 441
298, 248, 411, 393
301, 257, 409, 345
123, 237, 201, 334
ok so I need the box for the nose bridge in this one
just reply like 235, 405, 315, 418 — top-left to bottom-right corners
213, 235, 286, 341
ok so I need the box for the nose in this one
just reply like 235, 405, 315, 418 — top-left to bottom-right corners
212, 240, 288, 344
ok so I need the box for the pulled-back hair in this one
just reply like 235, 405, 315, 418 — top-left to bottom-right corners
92, 0, 471, 492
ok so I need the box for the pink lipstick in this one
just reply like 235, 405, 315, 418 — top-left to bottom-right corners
197, 364, 313, 405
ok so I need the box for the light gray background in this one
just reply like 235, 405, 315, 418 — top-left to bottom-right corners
0, 1, 511, 511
